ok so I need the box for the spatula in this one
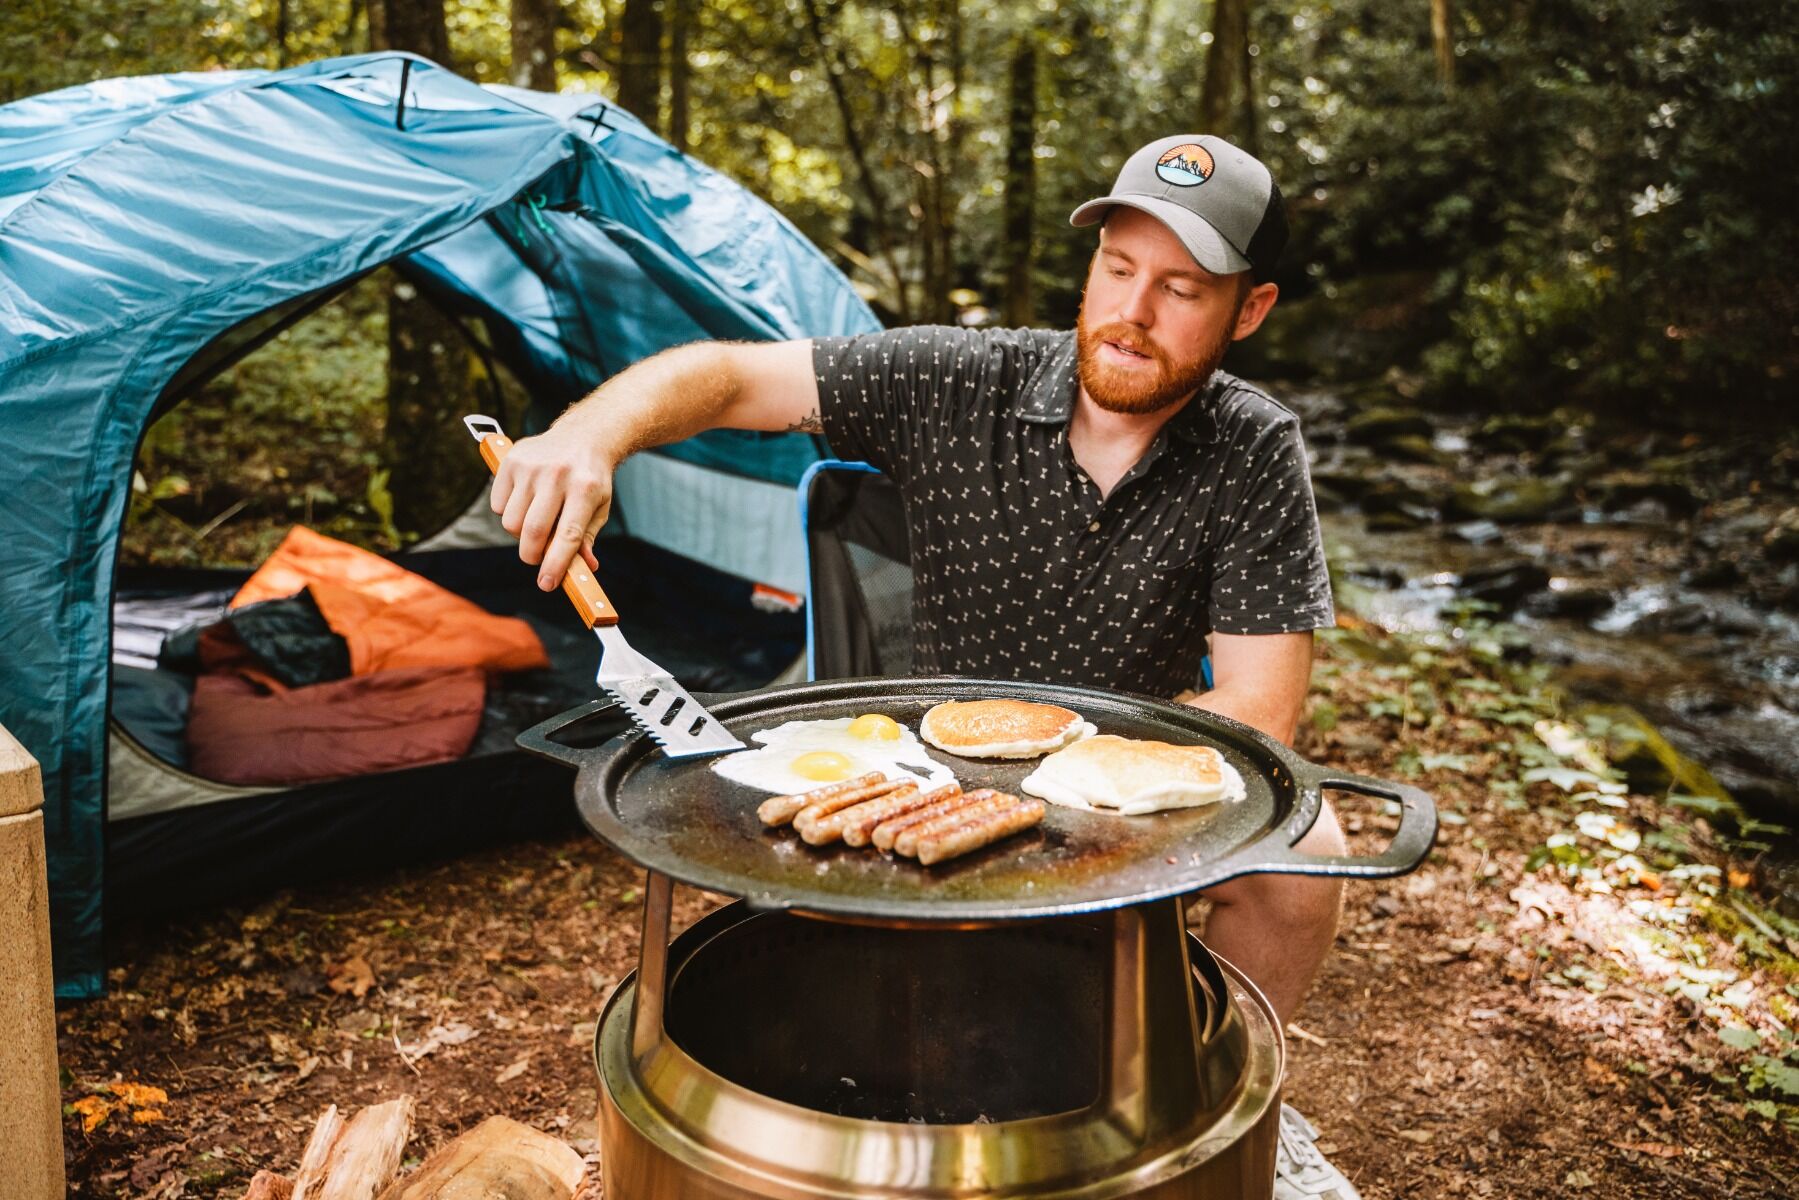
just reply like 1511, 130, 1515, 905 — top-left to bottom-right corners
464, 415, 745, 759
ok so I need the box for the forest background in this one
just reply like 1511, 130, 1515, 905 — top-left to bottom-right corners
2, 0, 1793, 554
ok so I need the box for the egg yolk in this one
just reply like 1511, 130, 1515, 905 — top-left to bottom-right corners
791, 750, 855, 782
847, 713, 903, 741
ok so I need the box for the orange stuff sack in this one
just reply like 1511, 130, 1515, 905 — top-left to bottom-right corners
231, 526, 548, 676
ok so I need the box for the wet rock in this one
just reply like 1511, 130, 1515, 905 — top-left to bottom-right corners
1682, 559, 1743, 590
1345, 407, 1433, 446
1580, 703, 1734, 800
1382, 434, 1451, 465
1525, 586, 1615, 621
1638, 603, 1760, 638
1472, 413, 1566, 454
1451, 520, 1505, 546
1446, 475, 1577, 524
1455, 560, 1552, 611
1367, 509, 1428, 532
1360, 476, 1437, 516
1711, 767, 1799, 825
1588, 469, 1702, 517
1345, 563, 1407, 588
1764, 509, 1799, 562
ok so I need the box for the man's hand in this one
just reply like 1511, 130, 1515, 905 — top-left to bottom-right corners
491, 424, 612, 590
487, 339, 822, 591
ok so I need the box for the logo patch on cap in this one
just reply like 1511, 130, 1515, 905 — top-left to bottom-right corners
1155, 143, 1215, 187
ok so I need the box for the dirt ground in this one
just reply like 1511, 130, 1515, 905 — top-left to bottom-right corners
57, 660, 1799, 1198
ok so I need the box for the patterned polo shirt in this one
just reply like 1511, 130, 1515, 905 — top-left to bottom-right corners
812, 325, 1334, 696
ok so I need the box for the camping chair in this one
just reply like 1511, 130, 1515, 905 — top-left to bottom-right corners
798, 461, 1213, 690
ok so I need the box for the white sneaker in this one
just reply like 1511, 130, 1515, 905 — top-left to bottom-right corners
1273, 1104, 1362, 1200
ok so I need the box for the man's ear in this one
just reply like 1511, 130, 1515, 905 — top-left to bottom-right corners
1231, 282, 1280, 341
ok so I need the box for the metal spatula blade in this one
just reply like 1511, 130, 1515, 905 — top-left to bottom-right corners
594, 626, 744, 757
464, 415, 745, 760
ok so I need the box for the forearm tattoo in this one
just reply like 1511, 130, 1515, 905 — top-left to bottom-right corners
785, 407, 824, 434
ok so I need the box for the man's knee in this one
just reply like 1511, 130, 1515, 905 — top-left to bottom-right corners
1207, 802, 1346, 929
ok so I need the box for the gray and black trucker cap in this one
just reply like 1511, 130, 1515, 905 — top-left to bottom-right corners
1070, 134, 1287, 280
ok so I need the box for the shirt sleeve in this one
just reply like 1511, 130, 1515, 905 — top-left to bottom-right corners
811, 326, 993, 486
1210, 416, 1336, 635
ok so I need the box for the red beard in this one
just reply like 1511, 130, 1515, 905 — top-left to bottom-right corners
1075, 304, 1235, 415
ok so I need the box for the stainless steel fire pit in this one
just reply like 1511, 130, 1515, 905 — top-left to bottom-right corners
520, 677, 1437, 1198
595, 882, 1281, 1198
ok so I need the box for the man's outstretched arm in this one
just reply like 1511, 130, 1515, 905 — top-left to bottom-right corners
1181, 630, 1314, 746
491, 339, 820, 590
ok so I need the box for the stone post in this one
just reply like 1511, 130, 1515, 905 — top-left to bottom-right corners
0, 724, 65, 1198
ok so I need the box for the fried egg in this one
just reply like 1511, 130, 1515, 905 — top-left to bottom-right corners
710, 714, 959, 795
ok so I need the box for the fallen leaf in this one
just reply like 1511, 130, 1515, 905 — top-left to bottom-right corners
132, 1108, 167, 1124
327, 955, 375, 998
70, 1095, 114, 1133
496, 1054, 532, 1084
398, 1021, 479, 1060
1728, 869, 1753, 889
1609, 1140, 1681, 1158
1564, 1168, 1595, 1189
108, 1081, 169, 1108
1397, 1129, 1435, 1145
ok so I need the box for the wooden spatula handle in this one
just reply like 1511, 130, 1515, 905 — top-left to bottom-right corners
467, 418, 620, 629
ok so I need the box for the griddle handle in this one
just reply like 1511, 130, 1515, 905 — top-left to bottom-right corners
1215, 769, 1438, 881
516, 698, 625, 768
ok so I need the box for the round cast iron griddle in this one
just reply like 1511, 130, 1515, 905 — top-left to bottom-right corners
518, 676, 1437, 923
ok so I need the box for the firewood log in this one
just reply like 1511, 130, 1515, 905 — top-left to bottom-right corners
375, 1116, 583, 1200
242, 1170, 295, 1200
292, 1097, 416, 1200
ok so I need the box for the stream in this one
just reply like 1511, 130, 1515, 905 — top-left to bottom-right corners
1281, 383, 1799, 885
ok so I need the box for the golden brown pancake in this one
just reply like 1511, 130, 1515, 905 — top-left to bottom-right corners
919, 699, 1095, 759
1019, 734, 1245, 815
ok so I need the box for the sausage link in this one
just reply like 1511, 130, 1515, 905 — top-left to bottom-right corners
799, 783, 921, 845
792, 777, 914, 834
839, 784, 961, 848
916, 796, 1046, 865
893, 792, 1017, 858
871, 788, 995, 852
757, 772, 888, 827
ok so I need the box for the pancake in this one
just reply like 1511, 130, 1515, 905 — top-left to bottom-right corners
919, 699, 1096, 759
1019, 734, 1246, 815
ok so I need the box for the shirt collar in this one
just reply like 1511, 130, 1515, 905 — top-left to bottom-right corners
1014, 331, 1223, 445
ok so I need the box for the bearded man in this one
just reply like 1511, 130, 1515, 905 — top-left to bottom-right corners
493, 135, 1358, 1200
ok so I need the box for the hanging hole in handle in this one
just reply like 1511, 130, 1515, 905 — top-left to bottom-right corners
1321, 784, 1405, 860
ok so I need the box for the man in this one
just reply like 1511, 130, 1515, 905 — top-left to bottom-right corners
493, 135, 1357, 1200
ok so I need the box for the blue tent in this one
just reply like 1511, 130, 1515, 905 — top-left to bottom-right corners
0, 53, 879, 998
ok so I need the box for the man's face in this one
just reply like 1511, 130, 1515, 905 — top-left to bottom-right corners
1076, 207, 1252, 415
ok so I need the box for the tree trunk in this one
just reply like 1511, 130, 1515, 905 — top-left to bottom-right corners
800, 0, 910, 320
1199, 0, 1251, 145
616, 0, 663, 129
667, 0, 691, 148
375, 0, 451, 65
1002, 34, 1037, 327
1431, 0, 1456, 91
274, 0, 290, 67
510, 0, 560, 90
373, 0, 476, 539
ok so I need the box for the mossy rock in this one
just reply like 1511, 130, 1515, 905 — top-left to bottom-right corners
1344, 407, 1433, 445
1446, 475, 1576, 523
1577, 702, 1736, 805
1382, 434, 1451, 465
1472, 413, 1566, 454
1589, 469, 1701, 516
